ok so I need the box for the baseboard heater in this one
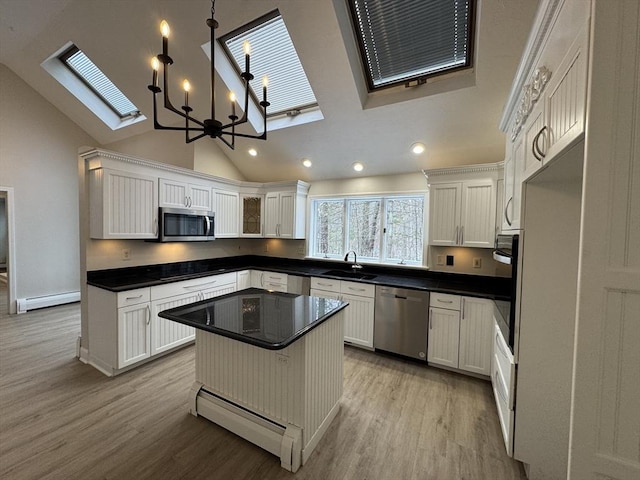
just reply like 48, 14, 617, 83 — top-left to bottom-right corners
189, 382, 303, 472
17, 291, 80, 313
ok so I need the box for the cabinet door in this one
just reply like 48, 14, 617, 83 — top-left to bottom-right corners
213, 189, 240, 237
189, 183, 212, 211
264, 192, 280, 237
240, 195, 264, 237
159, 178, 188, 208
278, 192, 296, 238
236, 270, 251, 290
91, 169, 158, 239
150, 292, 198, 355
507, 136, 524, 230
341, 293, 375, 349
502, 152, 515, 232
459, 297, 493, 376
427, 307, 460, 368
460, 180, 496, 248
523, 100, 546, 181
118, 303, 151, 368
545, 23, 588, 161
429, 183, 462, 246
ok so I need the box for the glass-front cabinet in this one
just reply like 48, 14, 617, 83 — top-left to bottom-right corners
241, 194, 264, 237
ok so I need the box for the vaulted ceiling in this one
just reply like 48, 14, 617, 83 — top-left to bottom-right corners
0, 0, 539, 182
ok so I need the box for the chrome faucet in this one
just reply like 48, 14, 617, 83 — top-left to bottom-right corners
344, 251, 363, 269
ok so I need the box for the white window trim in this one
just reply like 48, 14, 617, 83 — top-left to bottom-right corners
41, 42, 145, 131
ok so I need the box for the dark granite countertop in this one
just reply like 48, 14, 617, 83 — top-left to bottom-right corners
158, 288, 348, 350
87, 254, 511, 301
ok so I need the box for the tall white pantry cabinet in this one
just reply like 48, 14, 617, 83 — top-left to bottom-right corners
498, 1, 640, 479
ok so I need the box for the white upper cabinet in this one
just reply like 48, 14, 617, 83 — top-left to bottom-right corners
240, 194, 264, 237
89, 168, 158, 240
159, 178, 212, 211
264, 183, 308, 239
213, 189, 240, 238
426, 165, 500, 248
499, 0, 589, 227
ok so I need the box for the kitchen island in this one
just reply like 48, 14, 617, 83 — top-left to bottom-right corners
159, 288, 347, 472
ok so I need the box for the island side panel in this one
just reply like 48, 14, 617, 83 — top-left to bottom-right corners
303, 310, 344, 449
195, 331, 305, 429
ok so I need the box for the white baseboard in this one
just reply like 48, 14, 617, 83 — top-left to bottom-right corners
16, 291, 80, 313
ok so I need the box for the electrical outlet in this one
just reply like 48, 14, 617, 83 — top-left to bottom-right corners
297, 244, 305, 255
473, 257, 482, 268
121, 248, 131, 260
446, 255, 454, 266
437, 255, 445, 266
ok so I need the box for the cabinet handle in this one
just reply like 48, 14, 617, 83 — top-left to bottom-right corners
317, 282, 333, 287
454, 225, 459, 244
460, 226, 464, 245
154, 217, 158, 236
504, 197, 513, 226
146, 305, 151, 325
126, 295, 143, 300
532, 126, 547, 161
429, 308, 433, 330
461, 298, 465, 319
436, 299, 453, 304
183, 280, 218, 290
348, 287, 367, 292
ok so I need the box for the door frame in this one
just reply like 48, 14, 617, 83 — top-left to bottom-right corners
0, 187, 17, 314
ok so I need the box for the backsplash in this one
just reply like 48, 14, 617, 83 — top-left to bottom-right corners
428, 246, 511, 277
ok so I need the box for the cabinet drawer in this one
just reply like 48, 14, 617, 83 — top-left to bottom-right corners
492, 357, 514, 457
117, 287, 150, 308
341, 281, 375, 298
311, 277, 340, 292
430, 292, 461, 310
260, 271, 288, 285
151, 273, 236, 300
493, 324, 516, 407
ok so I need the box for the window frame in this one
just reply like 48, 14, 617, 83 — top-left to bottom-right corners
347, 0, 476, 92
309, 194, 426, 266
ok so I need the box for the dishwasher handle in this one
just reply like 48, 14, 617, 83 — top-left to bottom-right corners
394, 294, 407, 300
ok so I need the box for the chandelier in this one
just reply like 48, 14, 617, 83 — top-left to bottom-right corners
147, 0, 269, 148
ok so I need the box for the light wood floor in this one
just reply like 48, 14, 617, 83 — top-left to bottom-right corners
0, 285, 525, 480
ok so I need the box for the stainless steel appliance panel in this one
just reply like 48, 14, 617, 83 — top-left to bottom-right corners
374, 286, 430, 360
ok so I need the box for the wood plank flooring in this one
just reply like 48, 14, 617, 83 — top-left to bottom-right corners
0, 286, 525, 480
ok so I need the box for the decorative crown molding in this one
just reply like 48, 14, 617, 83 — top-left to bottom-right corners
422, 161, 503, 179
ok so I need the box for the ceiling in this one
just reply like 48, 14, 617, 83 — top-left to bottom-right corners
0, 0, 539, 182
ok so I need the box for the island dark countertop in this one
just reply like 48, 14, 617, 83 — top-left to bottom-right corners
87, 254, 511, 300
158, 288, 348, 350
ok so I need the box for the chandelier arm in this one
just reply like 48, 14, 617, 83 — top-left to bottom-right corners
161, 63, 206, 128
150, 91, 205, 131
186, 132, 209, 143
221, 131, 266, 140
217, 134, 235, 149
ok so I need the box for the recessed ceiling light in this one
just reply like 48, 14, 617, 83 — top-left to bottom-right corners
411, 142, 426, 155
352, 162, 364, 172
302, 158, 312, 168
248, 148, 257, 157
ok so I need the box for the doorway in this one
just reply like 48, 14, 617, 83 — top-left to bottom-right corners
0, 187, 16, 314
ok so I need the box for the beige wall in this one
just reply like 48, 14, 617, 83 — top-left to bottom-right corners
0, 64, 96, 303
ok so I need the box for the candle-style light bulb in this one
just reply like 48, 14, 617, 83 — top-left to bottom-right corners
160, 20, 170, 57
262, 76, 268, 103
151, 57, 160, 87
243, 41, 251, 74
229, 92, 236, 118
183, 79, 190, 106
160, 20, 170, 38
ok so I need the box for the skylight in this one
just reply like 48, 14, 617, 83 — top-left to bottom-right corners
348, 0, 475, 90
59, 45, 140, 119
220, 10, 318, 117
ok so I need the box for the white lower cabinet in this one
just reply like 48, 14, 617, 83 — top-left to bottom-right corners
427, 293, 493, 376
251, 270, 288, 292
88, 273, 237, 376
117, 301, 151, 368
311, 277, 374, 349
236, 270, 251, 290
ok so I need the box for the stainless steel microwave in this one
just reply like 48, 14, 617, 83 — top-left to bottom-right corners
159, 207, 215, 242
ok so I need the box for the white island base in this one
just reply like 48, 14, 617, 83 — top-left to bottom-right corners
188, 310, 344, 472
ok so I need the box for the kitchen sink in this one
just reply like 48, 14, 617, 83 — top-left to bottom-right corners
322, 269, 377, 281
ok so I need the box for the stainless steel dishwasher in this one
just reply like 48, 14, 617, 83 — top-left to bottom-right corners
374, 286, 430, 361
